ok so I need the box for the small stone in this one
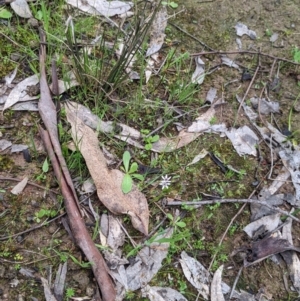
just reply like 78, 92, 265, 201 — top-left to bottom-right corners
10, 53, 22, 62
48, 225, 57, 234
28, 18, 39, 28
86, 285, 94, 297
72, 271, 90, 289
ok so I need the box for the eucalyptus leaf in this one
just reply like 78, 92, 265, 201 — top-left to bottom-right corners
123, 151, 131, 173
122, 173, 132, 194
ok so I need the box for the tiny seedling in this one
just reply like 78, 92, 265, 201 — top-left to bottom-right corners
121, 151, 144, 194
141, 130, 160, 150
66, 287, 75, 299
34, 208, 57, 223
166, 213, 186, 228
293, 46, 300, 63
162, 1, 178, 8
36, 157, 49, 181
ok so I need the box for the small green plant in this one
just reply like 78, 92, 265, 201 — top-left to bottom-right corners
162, 1, 178, 8
14, 264, 21, 270
166, 213, 186, 228
14, 253, 23, 261
293, 46, 300, 63
36, 157, 49, 181
141, 130, 160, 150
65, 287, 75, 299
178, 279, 187, 294
121, 151, 144, 194
34, 208, 57, 223
265, 28, 272, 37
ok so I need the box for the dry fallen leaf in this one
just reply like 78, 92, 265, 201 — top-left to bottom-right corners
65, 103, 149, 235
11, 176, 28, 195
10, 0, 33, 18
3, 74, 39, 111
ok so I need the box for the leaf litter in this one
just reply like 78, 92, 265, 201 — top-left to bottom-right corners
2, 0, 300, 300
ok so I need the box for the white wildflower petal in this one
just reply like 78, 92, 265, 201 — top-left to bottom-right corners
159, 175, 172, 190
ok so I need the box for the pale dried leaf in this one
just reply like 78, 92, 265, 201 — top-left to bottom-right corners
0, 139, 12, 151
187, 149, 209, 166
11, 176, 28, 195
151, 130, 201, 152
41, 277, 58, 301
10, 0, 33, 18
146, 6, 167, 57
50, 71, 79, 95
279, 149, 300, 205
54, 262, 67, 301
66, 0, 133, 17
234, 22, 257, 39
243, 213, 281, 238
125, 227, 174, 290
281, 216, 300, 292
66, 104, 149, 234
141, 285, 188, 301
250, 97, 280, 114
206, 87, 217, 104
106, 215, 125, 251
211, 265, 225, 301
221, 56, 240, 69
225, 125, 258, 156
270, 33, 278, 43
3, 74, 39, 111
0, 101, 39, 111
191, 56, 205, 84
11, 144, 28, 152
180, 251, 210, 299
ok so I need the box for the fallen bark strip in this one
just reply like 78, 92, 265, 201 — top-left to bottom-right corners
39, 128, 116, 301
166, 198, 300, 223
38, 29, 116, 300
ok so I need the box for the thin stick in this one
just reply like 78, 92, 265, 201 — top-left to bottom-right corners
0, 176, 59, 194
166, 199, 300, 223
190, 50, 300, 66
237, 63, 260, 115
230, 266, 243, 299
169, 22, 215, 51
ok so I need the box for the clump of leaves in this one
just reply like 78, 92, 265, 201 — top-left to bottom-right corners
121, 151, 144, 194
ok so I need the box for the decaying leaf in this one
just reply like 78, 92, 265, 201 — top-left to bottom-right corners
66, 0, 133, 17
10, 0, 33, 18
221, 56, 240, 69
191, 56, 205, 84
279, 149, 300, 205
146, 6, 167, 57
65, 103, 149, 235
280, 214, 300, 293
2, 74, 39, 111
123, 227, 174, 291
11, 176, 28, 195
211, 265, 225, 301
41, 277, 58, 301
187, 149, 209, 166
243, 213, 281, 238
180, 251, 211, 299
225, 125, 258, 156
245, 231, 300, 267
234, 22, 257, 39
0, 139, 12, 151
54, 262, 67, 301
250, 97, 280, 115
49, 71, 79, 95
141, 285, 188, 301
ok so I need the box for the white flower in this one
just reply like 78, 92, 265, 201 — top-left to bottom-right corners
159, 175, 172, 189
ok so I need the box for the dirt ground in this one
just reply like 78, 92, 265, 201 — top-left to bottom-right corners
1, 0, 300, 300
